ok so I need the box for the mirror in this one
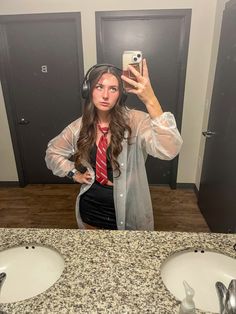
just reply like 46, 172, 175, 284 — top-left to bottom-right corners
0, 0, 232, 232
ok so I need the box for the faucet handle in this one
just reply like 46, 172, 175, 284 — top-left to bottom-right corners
0, 273, 6, 280
225, 280, 236, 314
0, 272, 7, 302
216, 282, 227, 314
216, 280, 236, 314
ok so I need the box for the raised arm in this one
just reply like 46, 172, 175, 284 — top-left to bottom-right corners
121, 58, 163, 119
121, 59, 183, 159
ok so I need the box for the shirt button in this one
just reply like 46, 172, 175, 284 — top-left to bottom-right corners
120, 194, 123, 197
121, 163, 124, 167
120, 221, 123, 225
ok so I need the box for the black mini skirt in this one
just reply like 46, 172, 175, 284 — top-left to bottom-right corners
79, 181, 117, 230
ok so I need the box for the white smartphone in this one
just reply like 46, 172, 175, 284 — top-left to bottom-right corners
122, 50, 143, 90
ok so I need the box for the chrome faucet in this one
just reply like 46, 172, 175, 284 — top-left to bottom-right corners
0, 273, 7, 314
0, 272, 6, 297
0, 272, 6, 290
216, 279, 236, 314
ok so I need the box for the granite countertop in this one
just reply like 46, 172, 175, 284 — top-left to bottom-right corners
0, 228, 236, 314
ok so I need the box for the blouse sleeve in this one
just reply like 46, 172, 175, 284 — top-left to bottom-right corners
138, 111, 183, 160
45, 121, 80, 177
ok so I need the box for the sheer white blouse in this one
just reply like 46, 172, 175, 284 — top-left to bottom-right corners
45, 109, 183, 230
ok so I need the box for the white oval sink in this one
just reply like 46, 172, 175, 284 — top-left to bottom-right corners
161, 249, 236, 313
0, 244, 65, 303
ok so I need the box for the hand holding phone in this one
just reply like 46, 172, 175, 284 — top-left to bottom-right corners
122, 50, 143, 90
121, 57, 163, 117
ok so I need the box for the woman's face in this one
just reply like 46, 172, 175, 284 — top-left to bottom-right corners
92, 73, 120, 113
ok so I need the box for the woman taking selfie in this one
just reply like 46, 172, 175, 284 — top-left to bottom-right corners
45, 58, 183, 230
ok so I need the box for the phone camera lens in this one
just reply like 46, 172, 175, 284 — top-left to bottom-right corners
133, 57, 138, 62
137, 54, 141, 58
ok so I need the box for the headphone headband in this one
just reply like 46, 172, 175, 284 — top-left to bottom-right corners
85, 64, 122, 78
81, 63, 127, 103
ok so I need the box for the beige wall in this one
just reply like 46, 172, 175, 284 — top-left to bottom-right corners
0, 82, 18, 180
0, 0, 226, 184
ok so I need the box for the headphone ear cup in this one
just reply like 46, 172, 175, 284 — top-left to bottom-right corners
81, 79, 90, 99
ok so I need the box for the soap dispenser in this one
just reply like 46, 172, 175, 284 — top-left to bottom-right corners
179, 280, 196, 314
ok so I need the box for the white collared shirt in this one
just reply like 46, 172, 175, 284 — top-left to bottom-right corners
45, 109, 183, 230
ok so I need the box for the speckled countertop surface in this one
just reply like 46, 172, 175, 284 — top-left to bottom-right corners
0, 228, 236, 314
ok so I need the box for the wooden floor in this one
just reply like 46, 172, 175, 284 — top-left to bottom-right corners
0, 184, 210, 232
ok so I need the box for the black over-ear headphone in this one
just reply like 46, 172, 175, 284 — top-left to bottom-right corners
81, 63, 127, 103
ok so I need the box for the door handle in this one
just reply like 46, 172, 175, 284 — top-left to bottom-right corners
202, 130, 216, 138
19, 118, 30, 125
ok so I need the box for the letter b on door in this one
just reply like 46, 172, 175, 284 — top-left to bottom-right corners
41, 65, 48, 73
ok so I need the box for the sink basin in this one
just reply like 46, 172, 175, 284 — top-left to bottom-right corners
0, 244, 65, 303
161, 248, 236, 313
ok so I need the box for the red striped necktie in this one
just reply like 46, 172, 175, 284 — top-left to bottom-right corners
96, 125, 109, 185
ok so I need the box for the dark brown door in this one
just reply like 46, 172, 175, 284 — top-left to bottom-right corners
96, 10, 191, 186
198, 0, 236, 232
0, 13, 84, 184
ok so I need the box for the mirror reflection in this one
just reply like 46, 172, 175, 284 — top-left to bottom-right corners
45, 60, 183, 231
0, 0, 233, 233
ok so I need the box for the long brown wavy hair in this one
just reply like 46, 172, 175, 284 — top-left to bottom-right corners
74, 65, 131, 176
